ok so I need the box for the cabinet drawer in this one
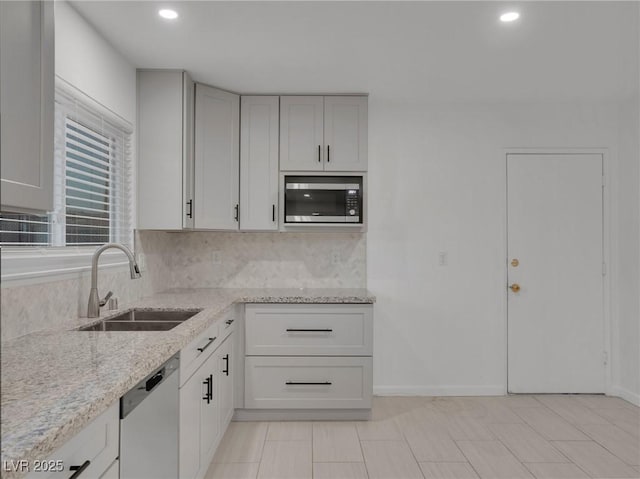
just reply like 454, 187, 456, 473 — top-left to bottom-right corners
244, 356, 372, 409
180, 321, 220, 386
26, 402, 119, 479
245, 304, 372, 356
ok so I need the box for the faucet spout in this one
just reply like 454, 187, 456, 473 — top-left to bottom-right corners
87, 243, 141, 318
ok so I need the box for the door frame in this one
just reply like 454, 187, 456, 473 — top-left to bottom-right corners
502, 147, 612, 395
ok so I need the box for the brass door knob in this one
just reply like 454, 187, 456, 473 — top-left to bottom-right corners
509, 283, 521, 292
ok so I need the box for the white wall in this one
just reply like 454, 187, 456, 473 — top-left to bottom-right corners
55, 1, 135, 123
367, 99, 636, 397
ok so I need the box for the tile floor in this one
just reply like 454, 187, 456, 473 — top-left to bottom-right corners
205, 395, 640, 479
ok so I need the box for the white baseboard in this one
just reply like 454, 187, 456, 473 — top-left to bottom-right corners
373, 385, 506, 396
610, 386, 640, 406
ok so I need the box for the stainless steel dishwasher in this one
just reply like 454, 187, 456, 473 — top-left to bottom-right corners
120, 353, 180, 479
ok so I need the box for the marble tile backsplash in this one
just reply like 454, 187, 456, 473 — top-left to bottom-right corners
164, 231, 366, 289
0, 230, 366, 341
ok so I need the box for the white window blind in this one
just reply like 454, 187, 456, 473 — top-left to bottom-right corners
0, 87, 133, 248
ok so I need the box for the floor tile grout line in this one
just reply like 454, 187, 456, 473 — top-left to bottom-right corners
570, 420, 640, 467
354, 423, 372, 479
451, 439, 486, 479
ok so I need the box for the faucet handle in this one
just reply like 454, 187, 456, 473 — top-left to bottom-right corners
108, 297, 119, 311
100, 291, 114, 307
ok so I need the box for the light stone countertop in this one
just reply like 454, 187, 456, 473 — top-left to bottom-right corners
1, 288, 374, 479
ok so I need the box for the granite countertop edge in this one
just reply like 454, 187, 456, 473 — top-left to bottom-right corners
0, 288, 375, 478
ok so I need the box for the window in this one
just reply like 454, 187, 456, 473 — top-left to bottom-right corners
0, 86, 133, 248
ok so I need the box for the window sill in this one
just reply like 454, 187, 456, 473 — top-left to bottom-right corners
0, 247, 131, 287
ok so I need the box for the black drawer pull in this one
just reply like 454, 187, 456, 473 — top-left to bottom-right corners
285, 328, 333, 332
197, 337, 217, 353
285, 381, 332, 386
186, 199, 193, 218
69, 460, 90, 479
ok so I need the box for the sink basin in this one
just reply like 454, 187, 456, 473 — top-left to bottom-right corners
78, 309, 200, 332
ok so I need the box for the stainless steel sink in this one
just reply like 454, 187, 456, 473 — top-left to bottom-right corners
78, 309, 200, 332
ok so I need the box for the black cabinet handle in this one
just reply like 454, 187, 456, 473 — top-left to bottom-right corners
285, 381, 332, 386
186, 199, 193, 218
202, 375, 212, 403
69, 460, 91, 479
318, 145, 321, 163
197, 337, 216, 353
225, 319, 234, 326
285, 328, 333, 332
327, 144, 330, 163
223, 354, 229, 376
272, 204, 276, 222
234, 204, 239, 222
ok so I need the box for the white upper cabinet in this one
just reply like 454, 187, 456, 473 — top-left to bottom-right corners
138, 70, 194, 230
324, 96, 368, 172
240, 96, 279, 231
280, 96, 367, 172
0, 1, 54, 212
194, 84, 240, 230
279, 96, 324, 171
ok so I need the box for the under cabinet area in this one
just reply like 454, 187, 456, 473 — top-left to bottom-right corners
280, 96, 368, 172
241, 303, 373, 419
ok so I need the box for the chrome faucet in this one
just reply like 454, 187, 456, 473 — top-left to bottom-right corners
87, 243, 141, 318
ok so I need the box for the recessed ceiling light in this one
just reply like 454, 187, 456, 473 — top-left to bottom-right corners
500, 11, 520, 22
158, 9, 178, 20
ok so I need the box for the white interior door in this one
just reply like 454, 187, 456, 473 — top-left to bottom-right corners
507, 153, 604, 393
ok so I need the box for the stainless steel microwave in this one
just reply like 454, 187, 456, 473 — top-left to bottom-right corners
284, 176, 363, 224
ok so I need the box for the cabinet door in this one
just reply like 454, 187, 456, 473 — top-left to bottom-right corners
199, 352, 220, 466
194, 84, 240, 230
0, 0, 54, 212
240, 96, 279, 230
179, 372, 202, 479
182, 73, 195, 229
279, 96, 324, 171
138, 70, 188, 230
323, 96, 368, 172
218, 335, 235, 430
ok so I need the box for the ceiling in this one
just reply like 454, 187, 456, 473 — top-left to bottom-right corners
70, 1, 639, 103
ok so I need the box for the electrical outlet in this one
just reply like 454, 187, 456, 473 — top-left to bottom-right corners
438, 251, 448, 266
211, 251, 221, 265
331, 252, 341, 265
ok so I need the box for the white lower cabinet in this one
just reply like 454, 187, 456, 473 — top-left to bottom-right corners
179, 327, 235, 479
26, 402, 119, 479
243, 304, 373, 416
